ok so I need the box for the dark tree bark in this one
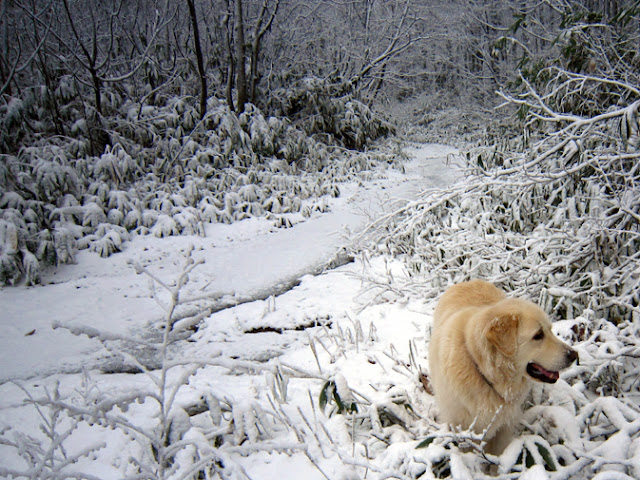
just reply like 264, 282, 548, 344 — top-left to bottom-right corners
234, 0, 248, 112
221, 0, 236, 111
187, 0, 208, 118
249, 0, 279, 104
61, 0, 105, 115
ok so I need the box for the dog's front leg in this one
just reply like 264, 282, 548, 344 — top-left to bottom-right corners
484, 426, 513, 455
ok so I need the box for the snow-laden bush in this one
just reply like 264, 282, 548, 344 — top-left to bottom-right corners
270, 76, 394, 150
93, 144, 138, 184
0, 218, 22, 285
361, 79, 640, 324
84, 224, 130, 257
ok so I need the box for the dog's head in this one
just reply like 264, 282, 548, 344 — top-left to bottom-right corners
483, 298, 578, 383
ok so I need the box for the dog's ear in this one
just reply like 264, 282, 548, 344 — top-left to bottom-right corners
485, 314, 519, 357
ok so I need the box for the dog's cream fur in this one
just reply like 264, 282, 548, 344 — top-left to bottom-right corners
428, 280, 577, 454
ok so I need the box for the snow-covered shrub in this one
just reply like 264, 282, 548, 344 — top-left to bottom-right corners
52, 222, 79, 265
363, 78, 640, 324
107, 208, 124, 225
173, 207, 205, 236
81, 202, 107, 228
107, 189, 137, 215
0, 219, 22, 285
123, 209, 143, 230
3, 96, 26, 132
0, 89, 398, 285
142, 209, 160, 229
84, 180, 111, 205
240, 104, 279, 156
198, 196, 222, 223
80, 224, 130, 257
0, 192, 26, 211
148, 214, 176, 238
21, 249, 41, 286
270, 76, 393, 150
0, 380, 107, 480
32, 157, 80, 200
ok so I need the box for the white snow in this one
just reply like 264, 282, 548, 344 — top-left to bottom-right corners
0, 144, 465, 480
4, 142, 624, 479
0, 143, 458, 383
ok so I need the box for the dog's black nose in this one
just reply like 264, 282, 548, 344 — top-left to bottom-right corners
567, 348, 578, 365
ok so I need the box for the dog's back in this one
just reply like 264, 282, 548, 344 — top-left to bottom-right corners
433, 279, 506, 328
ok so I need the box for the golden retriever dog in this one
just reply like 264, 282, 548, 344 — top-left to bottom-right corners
428, 280, 578, 454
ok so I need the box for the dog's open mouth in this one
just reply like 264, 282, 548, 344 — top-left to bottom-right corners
527, 363, 559, 383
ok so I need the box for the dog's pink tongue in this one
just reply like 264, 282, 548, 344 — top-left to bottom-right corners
527, 362, 560, 383
535, 364, 559, 381
546, 369, 559, 381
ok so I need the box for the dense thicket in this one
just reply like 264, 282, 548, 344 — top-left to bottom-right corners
352, 3, 640, 476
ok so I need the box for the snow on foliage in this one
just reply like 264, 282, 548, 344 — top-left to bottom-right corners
348, 71, 640, 477
361, 81, 640, 324
0, 88, 399, 286
270, 76, 394, 150
4, 250, 640, 479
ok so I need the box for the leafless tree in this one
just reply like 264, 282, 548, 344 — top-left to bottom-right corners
249, 0, 280, 103
1, 0, 55, 98
215, 0, 280, 112
233, 0, 248, 111
187, 0, 207, 118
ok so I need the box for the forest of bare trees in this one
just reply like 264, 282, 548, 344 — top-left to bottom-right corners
2, 0, 637, 150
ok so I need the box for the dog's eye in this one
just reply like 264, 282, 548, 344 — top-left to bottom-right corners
533, 329, 545, 341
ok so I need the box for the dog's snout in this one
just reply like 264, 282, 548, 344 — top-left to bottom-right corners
566, 348, 578, 365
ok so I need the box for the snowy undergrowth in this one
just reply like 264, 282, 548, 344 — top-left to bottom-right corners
0, 247, 434, 479
0, 247, 338, 479
346, 78, 640, 476
4, 251, 640, 479
0, 97, 401, 287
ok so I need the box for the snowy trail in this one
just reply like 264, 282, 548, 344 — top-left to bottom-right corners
0, 144, 459, 383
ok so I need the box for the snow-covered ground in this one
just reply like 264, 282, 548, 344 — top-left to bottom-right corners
2, 142, 638, 480
0, 143, 458, 383
0, 144, 461, 479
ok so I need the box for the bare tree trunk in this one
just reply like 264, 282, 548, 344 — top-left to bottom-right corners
347, 0, 414, 92
61, 0, 104, 114
234, 0, 248, 112
249, 0, 279, 104
186, 0, 207, 119
221, 0, 236, 111
90, 69, 103, 115
0, 0, 13, 96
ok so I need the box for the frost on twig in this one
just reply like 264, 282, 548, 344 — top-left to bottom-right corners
0, 380, 106, 480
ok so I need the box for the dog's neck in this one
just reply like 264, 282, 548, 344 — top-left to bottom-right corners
471, 357, 507, 404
